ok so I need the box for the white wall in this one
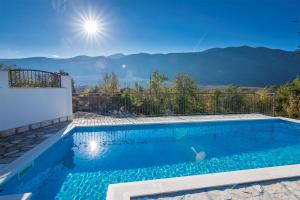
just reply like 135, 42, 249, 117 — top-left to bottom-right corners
0, 70, 73, 131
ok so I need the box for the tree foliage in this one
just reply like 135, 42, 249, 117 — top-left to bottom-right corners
276, 77, 300, 118
76, 70, 300, 119
171, 74, 200, 113
99, 72, 119, 94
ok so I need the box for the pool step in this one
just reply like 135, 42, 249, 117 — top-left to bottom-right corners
0, 193, 32, 200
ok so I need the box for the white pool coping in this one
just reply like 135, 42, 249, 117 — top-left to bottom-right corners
107, 164, 300, 200
0, 114, 299, 200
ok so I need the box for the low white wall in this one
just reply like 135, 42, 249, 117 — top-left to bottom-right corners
0, 70, 73, 131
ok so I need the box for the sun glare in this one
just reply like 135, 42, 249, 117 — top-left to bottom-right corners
89, 140, 98, 152
82, 19, 100, 35
73, 7, 108, 43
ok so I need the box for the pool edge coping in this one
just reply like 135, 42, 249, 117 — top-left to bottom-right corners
106, 164, 300, 200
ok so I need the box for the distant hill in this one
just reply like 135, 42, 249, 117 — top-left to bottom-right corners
0, 46, 299, 87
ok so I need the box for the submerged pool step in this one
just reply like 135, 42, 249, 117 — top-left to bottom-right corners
0, 193, 32, 200
18, 162, 34, 178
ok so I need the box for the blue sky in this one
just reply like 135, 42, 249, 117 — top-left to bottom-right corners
0, 0, 299, 58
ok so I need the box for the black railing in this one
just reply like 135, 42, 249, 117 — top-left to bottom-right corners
9, 69, 61, 88
73, 92, 275, 117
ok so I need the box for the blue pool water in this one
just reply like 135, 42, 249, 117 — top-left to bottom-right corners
2, 119, 300, 199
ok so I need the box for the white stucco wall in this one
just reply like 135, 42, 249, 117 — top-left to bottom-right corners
0, 70, 73, 131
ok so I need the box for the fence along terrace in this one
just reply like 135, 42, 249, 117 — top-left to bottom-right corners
73, 92, 275, 117
8, 69, 63, 88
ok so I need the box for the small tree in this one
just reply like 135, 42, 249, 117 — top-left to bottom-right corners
284, 95, 300, 118
207, 88, 221, 113
276, 77, 300, 118
221, 86, 244, 113
100, 72, 119, 94
148, 71, 169, 114
171, 74, 199, 114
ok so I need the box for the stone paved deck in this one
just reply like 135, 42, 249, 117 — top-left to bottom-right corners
0, 122, 70, 165
136, 178, 300, 200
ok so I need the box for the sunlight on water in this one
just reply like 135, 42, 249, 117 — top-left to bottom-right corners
89, 140, 99, 156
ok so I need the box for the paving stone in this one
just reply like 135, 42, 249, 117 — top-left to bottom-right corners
269, 192, 298, 200
207, 189, 229, 200
255, 192, 273, 200
11, 139, 22, 144
20, 147, 31, 152
3, 150, 19, 157
282, 180, 300, 191
4, 143, 14, 148
262, 183, 288, 194
6, 147, 20, 152
21, 139, 35, 144
1, 142, 10, 146
289, 189, 300, 198
0, 148, 6, 154
41, 134, 53, 138
184, 192, 210, 200
26, 134, 36, 139
227, 185, 261, 198
11, 152, 24, 157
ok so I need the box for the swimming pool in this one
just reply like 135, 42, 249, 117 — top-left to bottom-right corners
2, 119, 300, 199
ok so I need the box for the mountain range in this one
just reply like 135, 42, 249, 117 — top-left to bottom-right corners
0, 46, 299, 87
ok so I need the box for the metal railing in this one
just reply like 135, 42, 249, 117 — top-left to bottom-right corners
73, 92, 275, 116
8, 69, 61, 88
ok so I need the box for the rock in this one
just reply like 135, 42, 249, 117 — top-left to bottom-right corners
4, 143, 14, 148
11, 140, 22, 144
4, 149, 19, 157
26, 134, 36, 139
119, 106, 125, 112
112, 110, 118, 115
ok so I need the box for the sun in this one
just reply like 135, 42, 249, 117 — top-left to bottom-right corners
73, 8, 108, 43
82, 19, 101, 35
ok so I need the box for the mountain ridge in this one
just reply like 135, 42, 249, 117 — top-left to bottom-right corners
0, 46, 299, 87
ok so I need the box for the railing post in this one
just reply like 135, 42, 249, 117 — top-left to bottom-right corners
214, 94, 217, 114
272, 93, 276, 117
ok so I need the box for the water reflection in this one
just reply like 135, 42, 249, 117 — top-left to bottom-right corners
89, 140, 99, 155
72, 133, 107, 159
